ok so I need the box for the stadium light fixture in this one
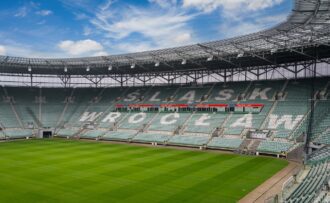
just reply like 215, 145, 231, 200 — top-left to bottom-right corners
181, 59, 187, 65
28, 66, 32, 72
207, 56, 213, 62
86, 65, 90, 72
155, 62, 160, 67
237, 52, 244, 58
270, 48, 277, 54
131, 63, 136, 69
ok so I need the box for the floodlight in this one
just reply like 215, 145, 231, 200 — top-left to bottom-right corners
237, 52, 244, 58
207, 56, 213, 61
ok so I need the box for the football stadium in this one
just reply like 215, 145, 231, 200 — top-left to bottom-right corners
0, 0, 329, 202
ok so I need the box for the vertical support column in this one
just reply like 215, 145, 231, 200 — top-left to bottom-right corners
30, 73, 33, 87
224, 69, 227, 84
294, 62, 298, 80
305, 53, 317, 159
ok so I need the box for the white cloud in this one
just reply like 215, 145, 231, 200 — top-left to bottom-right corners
149, 0, 177, 8
58, 39, 105, 56
90, 1, 198, 52
14, 2, 40, 18
219, 13, 287, 38
92, 51, 108, 56
83, 26, 93, 36
0, 45, 7, 55
112, 42, 155, 53
183, 0, 284, 13
15, 6, 29, 17
36, 10, 53, 16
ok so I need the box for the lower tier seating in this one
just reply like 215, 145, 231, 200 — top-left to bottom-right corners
80, 130, 106, 139
308, 147, 330, 164
132, 133, 171, 143
257, 140, 294, 154
56, 128, 79, 137
285, 161, 330, 203
313, 130, 330, 145
168, 135, 210, 146
101, 131, 136, 141
207, 137, 243, 150
3, 129, 33, 139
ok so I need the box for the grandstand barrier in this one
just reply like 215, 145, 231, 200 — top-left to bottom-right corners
114, 103, 264, 113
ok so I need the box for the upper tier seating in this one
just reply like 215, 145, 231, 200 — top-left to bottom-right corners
172, 86, 211, 103
143, 86, 179, 103
120, 87, 149, 104
206, 81, 251, 103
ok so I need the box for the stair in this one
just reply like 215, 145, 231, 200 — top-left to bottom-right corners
236, 139, 261, 155
55, 88, 75, 130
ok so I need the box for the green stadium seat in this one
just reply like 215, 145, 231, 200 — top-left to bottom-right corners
101, 131, 136, 141
132, 133, 171, 143
207, 137, 243, 150
168, 135, 210, 146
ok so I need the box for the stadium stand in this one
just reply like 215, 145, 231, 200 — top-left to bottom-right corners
3, 129, 33, 139
168, 135, 210, 147
257, 140, 294, 154
80, 129, 106, 139
41, 88, 67, 128
172, 86, 211, 103
0, 77, 328, 157
132, 132, 171, 144
148, 113, 191, 132
184, 113, 226, 134
56, 128, 80, 138
101, 131, 136, 141
118, 112, 155, 130
308, 147, 330, 164
207, 137, 243, 150
285, 161, 330, 203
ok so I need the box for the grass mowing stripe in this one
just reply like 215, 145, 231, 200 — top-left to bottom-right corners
0, 140, 287, 203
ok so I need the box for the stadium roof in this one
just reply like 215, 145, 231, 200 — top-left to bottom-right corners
0, 0, 329, 75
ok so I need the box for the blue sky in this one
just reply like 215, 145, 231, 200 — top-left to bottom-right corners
0, 0, 292, 58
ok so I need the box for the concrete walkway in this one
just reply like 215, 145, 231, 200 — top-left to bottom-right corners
239, 161, 301, 203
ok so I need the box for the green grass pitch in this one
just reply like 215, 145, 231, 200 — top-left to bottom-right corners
0, 139, 288, 203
